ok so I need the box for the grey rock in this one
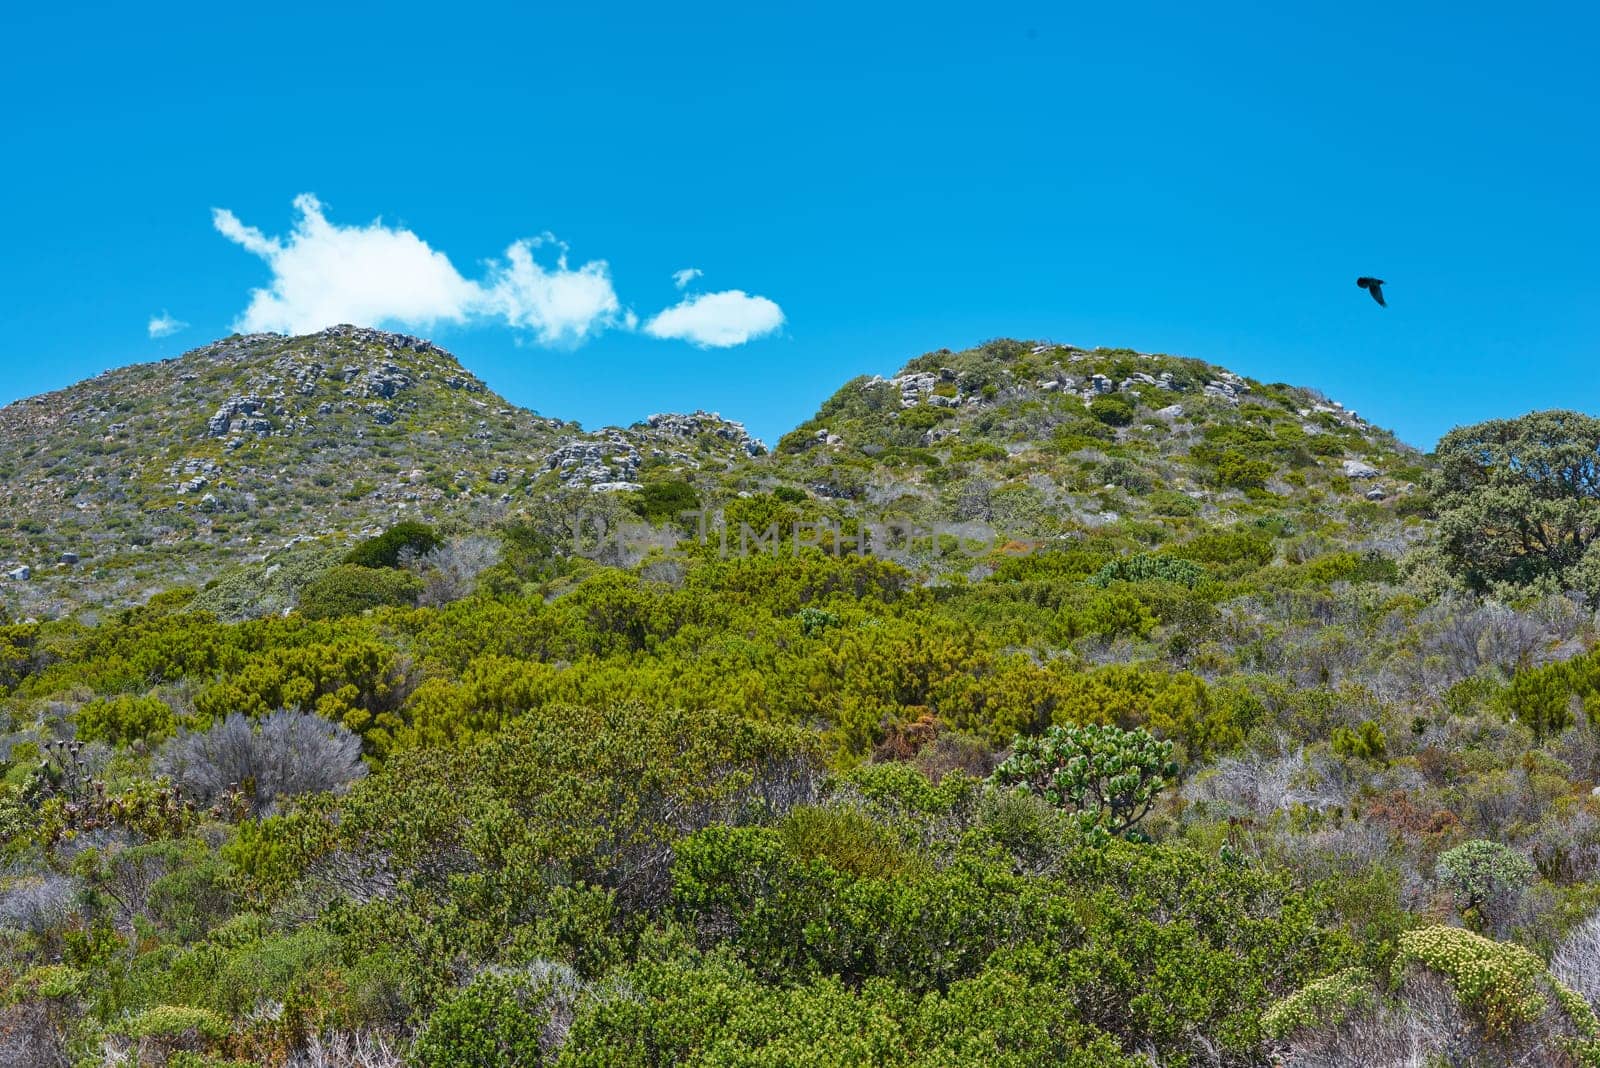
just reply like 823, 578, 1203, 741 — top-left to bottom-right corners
206, 395, 267, 437
644, 411, 765, 456
546, 435, 642, 486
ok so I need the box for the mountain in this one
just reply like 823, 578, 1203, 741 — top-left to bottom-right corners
0, 328, 1424, 618
0, 326, 762, 617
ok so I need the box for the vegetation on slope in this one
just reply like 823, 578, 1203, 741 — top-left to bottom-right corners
1, 334, 1599, 1065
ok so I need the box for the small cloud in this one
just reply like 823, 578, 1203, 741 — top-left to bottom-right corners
481, 234, 629, 346
672, 267, 703, 290
148, 311, 189, 339
644, 289, 785, 348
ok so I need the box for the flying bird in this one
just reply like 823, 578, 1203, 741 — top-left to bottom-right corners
1356, 277, 1387, 307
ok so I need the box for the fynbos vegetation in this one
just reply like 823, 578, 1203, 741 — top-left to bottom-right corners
2, 330, 1599, 1066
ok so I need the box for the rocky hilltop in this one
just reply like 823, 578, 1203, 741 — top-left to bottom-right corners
0, 327, 764, 616
764, 338, 1424, 536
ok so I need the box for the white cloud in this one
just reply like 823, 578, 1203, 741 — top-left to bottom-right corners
147, 311, 189, 339
644, 289, 785, 348
212, 195, 624, 343
481, 235, 629, 345
212, 194, 782, 348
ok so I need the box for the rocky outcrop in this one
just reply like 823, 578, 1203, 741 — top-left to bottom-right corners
642, 411, 765, 456
207, 396, 271, 437
545, 435, 642, 485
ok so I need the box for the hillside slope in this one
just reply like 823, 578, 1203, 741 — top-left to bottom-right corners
0, 326, 762, 616
764, 338, 1425, 533
0, 329, 1426, 617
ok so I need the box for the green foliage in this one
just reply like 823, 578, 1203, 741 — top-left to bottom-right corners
1087, 553, 1206, 589
1330, 720, 1387, 762
1436, 839, 1536, 924
796, 605, 841, 637
75, 692, 178, 745
1088, 394, 1135, 427
413, 967, 571, 1067
298, 564, 422, 619
344, 521, 442, 569
1496, 650, 1600, 741
989, 724, 1178, 840
1261, 966, 1377, 1039
1431, 410, 1600, 595
561, 951, 1141, 1067
1166, 527, 1275, 572
628, 479, 701, 523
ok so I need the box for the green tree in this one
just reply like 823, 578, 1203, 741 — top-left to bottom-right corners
1431, 410, 1600, 593
1435, 839, 1536, 931
989, 723, 1178, 840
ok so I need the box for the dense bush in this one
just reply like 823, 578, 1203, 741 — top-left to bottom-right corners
344, 521, 442, 569
297, 564, 422, 619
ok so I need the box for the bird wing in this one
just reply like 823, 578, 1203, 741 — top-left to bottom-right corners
1369, 282, 1386, 306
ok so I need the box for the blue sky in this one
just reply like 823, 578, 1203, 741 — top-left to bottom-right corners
2, 2, 1596, 450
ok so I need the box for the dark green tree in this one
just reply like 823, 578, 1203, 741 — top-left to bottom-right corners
343, 521, 441, 569
1431, 410, 1600, 593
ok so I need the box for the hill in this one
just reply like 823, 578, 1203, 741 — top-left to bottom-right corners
0, 326, 763, 617
767, 338, 1423, 529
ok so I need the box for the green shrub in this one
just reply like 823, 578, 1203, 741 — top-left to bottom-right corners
1435, 839, 1535, 929
1330, 721, 1386, 762
297, 564, 422, 619
1089, 394, 1135, 427
1087, 554, 1206, 589
1261, 966, 1376, 1039
1147, 490, 1200, 517
989, 723, 1177, 841
413, 967, 575, 1068
628, 480, 701, 523
344, 521, 441, 569
75, 692, 178, 745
